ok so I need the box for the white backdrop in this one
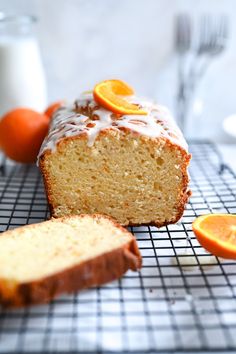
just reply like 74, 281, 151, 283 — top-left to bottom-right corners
0, 0, 236, 142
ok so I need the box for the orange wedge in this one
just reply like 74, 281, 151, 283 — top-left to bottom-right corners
93, 79, 147, 115
192, 214, 236, 259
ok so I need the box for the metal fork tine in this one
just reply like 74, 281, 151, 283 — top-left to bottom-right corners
215, 16, 223, 50
198, 17, 203, 52
212, 15, 227, 53
183, 19, 188, 46
175, 14, 191, 52
205, 16, 210, 50
175, 16, 181, 49
175, 15, 183, 47
207, 15, 214, 50
199, 15, 207, 53
211, 17, 218, 49
221, 15, 228, 39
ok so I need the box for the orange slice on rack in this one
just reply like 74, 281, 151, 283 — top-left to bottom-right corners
192, 214, 236, 259
93, 79, 147, 115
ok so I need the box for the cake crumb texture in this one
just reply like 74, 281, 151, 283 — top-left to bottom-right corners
40, 131, 191, 226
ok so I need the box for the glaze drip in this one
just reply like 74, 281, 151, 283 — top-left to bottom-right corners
38, 93, 188, 159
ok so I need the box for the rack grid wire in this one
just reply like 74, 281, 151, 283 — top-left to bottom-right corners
0, 141, 236, 354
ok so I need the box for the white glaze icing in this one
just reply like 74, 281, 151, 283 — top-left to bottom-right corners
38, 93, 188, 160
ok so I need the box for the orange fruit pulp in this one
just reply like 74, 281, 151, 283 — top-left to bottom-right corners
93, 79, 147, 115
0, 108, 49, 163
192, 214, 236, 259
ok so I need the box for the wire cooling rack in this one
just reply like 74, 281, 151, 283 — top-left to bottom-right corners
0, 141, 236, 354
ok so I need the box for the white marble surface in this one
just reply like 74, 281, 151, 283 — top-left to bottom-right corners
1, 0, 236, 142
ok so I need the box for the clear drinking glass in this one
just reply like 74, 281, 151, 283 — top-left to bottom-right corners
0, 14, 47, 116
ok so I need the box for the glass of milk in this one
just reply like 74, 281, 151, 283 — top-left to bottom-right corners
0, 14, 47, 116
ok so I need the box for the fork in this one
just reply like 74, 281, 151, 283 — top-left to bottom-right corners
175, 14, 192, 132
188, 15, 228, 93
175, 14, 228, 133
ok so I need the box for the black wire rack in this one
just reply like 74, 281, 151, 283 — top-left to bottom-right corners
0, 141, 236, 354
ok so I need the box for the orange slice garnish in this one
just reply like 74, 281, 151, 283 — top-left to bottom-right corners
93, 79, 147, 115
192, 214, 236, 259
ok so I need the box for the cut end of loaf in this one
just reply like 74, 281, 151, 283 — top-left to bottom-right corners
0, 214, 141, 307
40, 131, 191, 226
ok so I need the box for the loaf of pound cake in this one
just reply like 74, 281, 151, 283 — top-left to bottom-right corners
0, 214, 141, 307
38, 85, 191, 227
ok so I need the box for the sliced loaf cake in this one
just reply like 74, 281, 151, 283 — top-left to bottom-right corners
0, 214, 141, 307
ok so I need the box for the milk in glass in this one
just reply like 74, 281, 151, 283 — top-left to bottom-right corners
0, 15, 47, 116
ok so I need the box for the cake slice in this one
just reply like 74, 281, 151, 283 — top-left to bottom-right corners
0, 214, 141, 307
39, 86, 191, 227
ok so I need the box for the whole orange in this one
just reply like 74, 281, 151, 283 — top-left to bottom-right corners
44, 101, 64, 119
0, 108, 49, 163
